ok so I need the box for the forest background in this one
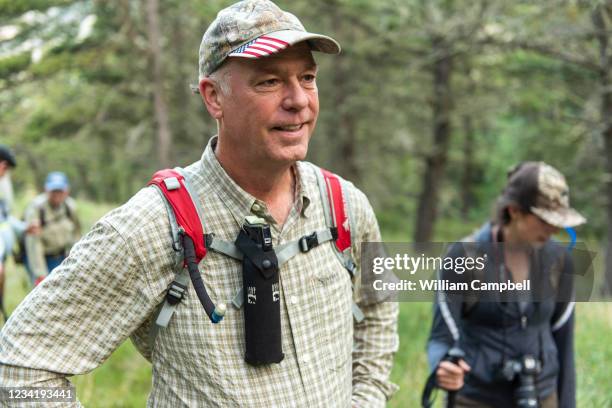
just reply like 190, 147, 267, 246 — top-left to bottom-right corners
1, 0, 611, 406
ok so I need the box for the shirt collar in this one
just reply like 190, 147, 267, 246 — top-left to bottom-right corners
200, 136, 312, 224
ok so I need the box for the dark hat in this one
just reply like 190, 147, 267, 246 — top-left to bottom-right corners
503, 161, 586, 228
0, 145, 16, 167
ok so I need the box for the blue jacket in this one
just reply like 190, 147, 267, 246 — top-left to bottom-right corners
427, 222, 576, 407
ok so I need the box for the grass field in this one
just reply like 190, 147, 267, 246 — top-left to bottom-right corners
2, 199, 611, 407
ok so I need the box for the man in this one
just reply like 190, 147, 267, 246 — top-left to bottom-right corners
0, 1, 399, 407
23, 171, 81, 286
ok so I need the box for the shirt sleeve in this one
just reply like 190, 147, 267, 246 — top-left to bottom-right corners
350, 188, 399, 407
551, 252, 576, 408
426, 242, 466, 373
66, 197, 82, 245
8, 215, 26, 238
552, 309, 575, 408
0, 197, 164, 407
24, 203, 49, 279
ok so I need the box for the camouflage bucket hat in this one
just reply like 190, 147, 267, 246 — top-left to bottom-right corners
503, 161, 586, 228
198, 0, 341, 78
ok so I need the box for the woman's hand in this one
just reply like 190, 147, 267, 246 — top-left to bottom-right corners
436, 359, 471, 391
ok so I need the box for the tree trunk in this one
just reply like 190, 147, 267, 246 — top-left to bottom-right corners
592, 4, 612, 296
329, 13, 359, 182
145, 0, 172, 168
414, 37, 453, 242
461, 115, 475, 218
460, 58, 477, 219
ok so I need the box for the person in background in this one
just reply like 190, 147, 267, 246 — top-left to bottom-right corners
0, 145, 38, 323
24, 171, 80, 286
427, 162, 584, 408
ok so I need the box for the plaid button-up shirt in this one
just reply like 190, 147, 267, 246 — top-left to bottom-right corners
0, 137, 398, 407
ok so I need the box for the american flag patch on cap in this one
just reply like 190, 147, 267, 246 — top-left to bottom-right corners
228, 35, 290, 58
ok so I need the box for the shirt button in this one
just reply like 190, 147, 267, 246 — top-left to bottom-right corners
301, 353, 311, 364
252, 203, 262, 212
290, 295, 298, 305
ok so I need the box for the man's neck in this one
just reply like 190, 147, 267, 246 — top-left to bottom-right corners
214, 142, 296, 225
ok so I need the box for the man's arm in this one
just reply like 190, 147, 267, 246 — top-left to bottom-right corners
0, 194, 165, 406
350, 189, 399, 407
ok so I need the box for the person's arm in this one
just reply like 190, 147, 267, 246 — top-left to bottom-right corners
350, 190, 399, 408
552, 309, 575, 408
0, 192, 166, 407
66, 197, 82, 244
23, 204, 48, 280
7, 215, 26, 238
551, 252, 576, 408
427, 301, 455, 372
426, 243, 466, 373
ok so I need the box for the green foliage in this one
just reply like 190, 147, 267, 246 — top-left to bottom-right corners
0, 0, 74, 19
0, 0, 606, 240
0, 52, 30, 78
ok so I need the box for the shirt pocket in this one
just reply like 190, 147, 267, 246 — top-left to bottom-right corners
311, 243, 354, 370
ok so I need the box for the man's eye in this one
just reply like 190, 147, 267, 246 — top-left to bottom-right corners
303, 74, 316, 83
259, 78, 279, 86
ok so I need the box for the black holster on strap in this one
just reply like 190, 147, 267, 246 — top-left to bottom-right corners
234, 217, 283, 365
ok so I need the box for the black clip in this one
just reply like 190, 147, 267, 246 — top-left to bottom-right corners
330, 227, 338, 241
204, 233, 214, 248
299, 232, 319, 253
166, 281, 188, 305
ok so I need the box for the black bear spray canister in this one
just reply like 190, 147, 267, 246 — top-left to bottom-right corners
234, 216, 283, 365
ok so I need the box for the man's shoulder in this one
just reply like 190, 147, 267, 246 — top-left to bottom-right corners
99, 186, 168, 239
64, 195, 77, 209
24, 193, 47, 218
298, 161, 375, 230
29, 193, 48, 209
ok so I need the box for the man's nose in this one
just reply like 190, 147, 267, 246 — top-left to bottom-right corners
281, 79, 309, 111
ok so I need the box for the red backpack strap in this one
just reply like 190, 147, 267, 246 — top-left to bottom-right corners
148, 169, 207, 262
320, 168, 351, 253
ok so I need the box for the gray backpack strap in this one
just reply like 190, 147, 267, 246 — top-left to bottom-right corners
148, 267, 189, 350
147, 175, 190, 349
206, 234, 243, 261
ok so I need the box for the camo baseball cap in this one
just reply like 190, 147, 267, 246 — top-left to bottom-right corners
198, 0, 341, 78
503, 161, 586, 228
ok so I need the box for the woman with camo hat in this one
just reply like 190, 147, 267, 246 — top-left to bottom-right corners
426, 162, 586, 408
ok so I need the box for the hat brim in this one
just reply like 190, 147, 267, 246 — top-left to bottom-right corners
227, 29, 341, 59
45, 183, 69, 191
531, 206, 587, 228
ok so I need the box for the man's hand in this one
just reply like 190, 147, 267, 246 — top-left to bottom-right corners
436, 359, 471, 391
26, 220, 41, 235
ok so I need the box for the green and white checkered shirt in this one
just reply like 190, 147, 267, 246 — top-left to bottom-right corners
0, 137, 398, 407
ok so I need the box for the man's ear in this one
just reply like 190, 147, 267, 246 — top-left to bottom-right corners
507, 205, 522, 221
199, 78, 223, 119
